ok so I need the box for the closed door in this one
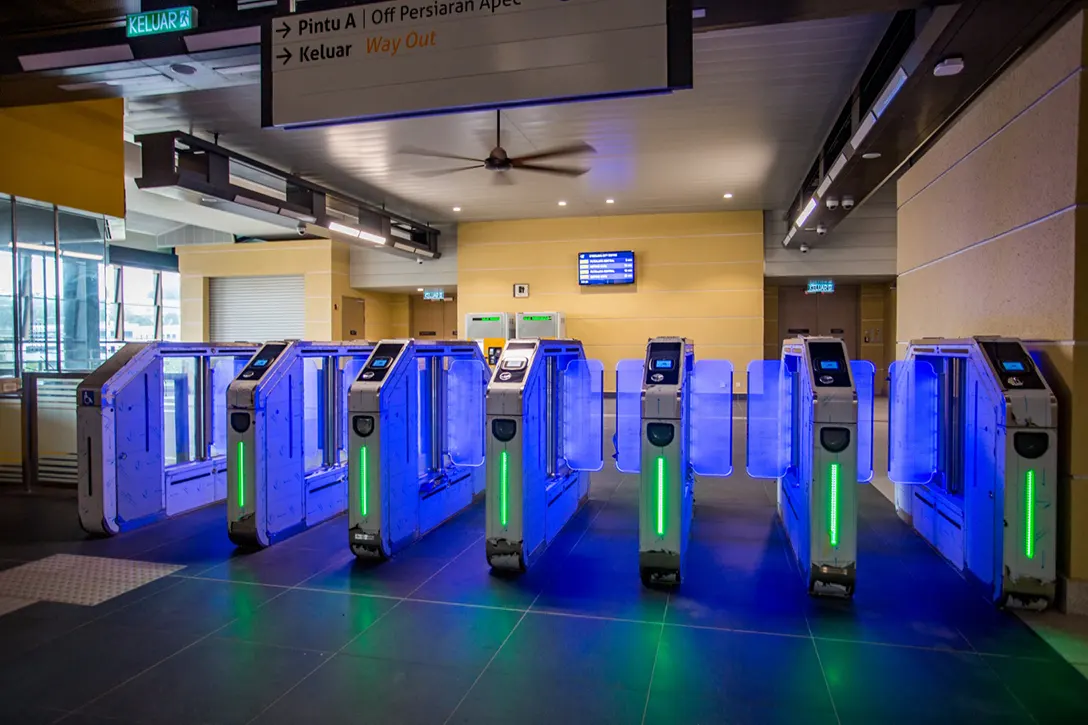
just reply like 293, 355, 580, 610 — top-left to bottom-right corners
342, 297, 365, 340
777, 285, 860, 358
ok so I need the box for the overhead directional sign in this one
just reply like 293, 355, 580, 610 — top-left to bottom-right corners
126, 6, 197, 38
262, 0, 692, 128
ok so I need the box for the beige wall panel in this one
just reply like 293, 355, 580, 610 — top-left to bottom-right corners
898, 78, 1080, 274
459, 236, 763, 269
457, 289, 763, 320
568, 316, 763, 346
457, 261, 763, 295
459, 212, 763, 246
898, 13, 1086, 204
897, 209, 1076, 342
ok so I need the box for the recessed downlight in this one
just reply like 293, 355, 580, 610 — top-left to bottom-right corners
606, 199, 615, 204
417, 288, 424, 292
558, 200, 567, 207
723, 193, 733, 199
452, 206, 461, 212
862, 152, 882, 160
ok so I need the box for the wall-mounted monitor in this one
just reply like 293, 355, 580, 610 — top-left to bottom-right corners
579, 251, 635, 286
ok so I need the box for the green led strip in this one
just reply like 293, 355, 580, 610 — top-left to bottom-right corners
1025, 469, 1036, 560
656, 456, 666, 537
360, 446, 369, 518
237, 441, 245, 510
500, 450, 509, 528
829, 462, 840, 548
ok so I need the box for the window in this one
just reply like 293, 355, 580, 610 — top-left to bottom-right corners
0, 196, 13, 377
2, 195, 182, 377
121, 267, 159, 341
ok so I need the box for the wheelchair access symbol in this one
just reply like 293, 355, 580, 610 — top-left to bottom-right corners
80, 390, 96, 406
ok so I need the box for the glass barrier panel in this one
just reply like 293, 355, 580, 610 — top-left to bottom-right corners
163, 356, 197, 465
852, 360, 876, 483
888, 360, 938, 484
210, 355, 247, 458
447, 358, 487, 467
746, 360, 789, 479
303, 357, 325, 472
615, 359, 644, 473
562, 359, 604, 472
691, 359, 734, 477
339, 355, 368, 464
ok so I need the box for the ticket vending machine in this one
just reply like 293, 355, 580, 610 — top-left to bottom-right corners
485, 339, 604, 571
889, 337, 1056, 608
465, 313, 515, 367
226, 340, 374, 548
615, 338, 736, 586
347, 339, 489, 559
515, 312, 566, 340
747, 337, 875, 597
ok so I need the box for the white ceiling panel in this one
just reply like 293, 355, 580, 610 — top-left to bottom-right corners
123, 14, 889, 223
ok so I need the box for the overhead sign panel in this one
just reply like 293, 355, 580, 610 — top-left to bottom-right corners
263, 0, 692, 128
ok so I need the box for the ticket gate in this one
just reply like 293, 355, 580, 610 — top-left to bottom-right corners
485, 339, 604, 571
78, 342, 259, 535
226, 340, 374, 548
615, 338, 736, 586
747, 337, 875, 597
889, 337, 1057, 608
347, 340, 489, 559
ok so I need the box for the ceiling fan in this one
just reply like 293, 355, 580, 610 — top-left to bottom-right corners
399, 110, 595, 184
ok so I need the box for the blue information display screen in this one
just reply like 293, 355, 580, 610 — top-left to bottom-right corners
371, 358, 390, 369
254, 359, 269, 368
819, 360, 840, 370
579, 251, 635, 286
653, 359, 674, 370
1002, 361, 1026, 372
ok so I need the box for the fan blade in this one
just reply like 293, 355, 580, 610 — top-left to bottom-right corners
511, 162, 589, 177
510, 142, 596, 163
492, 170, 514, 186
398, 146, 482, 163
413, 165, 484, 178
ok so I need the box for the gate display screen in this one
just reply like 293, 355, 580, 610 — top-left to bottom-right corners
579, 251, 635, 286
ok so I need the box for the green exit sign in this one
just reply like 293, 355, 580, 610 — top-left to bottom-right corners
126, 6, 197, 38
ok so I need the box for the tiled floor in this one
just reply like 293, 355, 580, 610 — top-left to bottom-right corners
0, 413, 1086, 724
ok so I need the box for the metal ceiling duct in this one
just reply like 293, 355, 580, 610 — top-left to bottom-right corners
134, 130, 442, 259
782, 0, 1076, 248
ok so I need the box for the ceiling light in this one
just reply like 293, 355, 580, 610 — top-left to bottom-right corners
723, 193, 733, 199
329, 221, 361, 239
872, 67, 908, 118
849, 112, 877, 151
417, 288, 424, 292
933, 57, 965, 77
827, 153, 848, 183
816, 175, 833, 198
862, 152, 882, 160
795, 197, 818, 228
452, 206, 461, 212
606, 199, 615, 204
358, 230, 387, 245
558, 201, 567, 207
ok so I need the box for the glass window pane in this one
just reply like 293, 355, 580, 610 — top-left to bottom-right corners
123, 267, 157, 306
163, 356, 198, 465
161, 271, 180, 304
16, 200, 58, 372
122, 305, 157, 341
58, 207, 106, 371
0, 195, 13, 377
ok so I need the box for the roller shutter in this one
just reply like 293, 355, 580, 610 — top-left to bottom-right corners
208, 275, 305, 343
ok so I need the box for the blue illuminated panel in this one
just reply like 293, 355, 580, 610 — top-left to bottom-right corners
820, 360, 840, 371
579, 251, 635, 286
447, 359, 487, 467
746, 360, 789, 479
851, 360, 875, 483
615, 360, 644, 473
691, 359, 734, 477
1001, 361, 1025, 372
653, 359, 674, 370
563, 359, 605, 472
888, 360, 939, 484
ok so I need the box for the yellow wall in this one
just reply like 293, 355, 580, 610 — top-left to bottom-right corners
763, 284, 779, 362
178, 239, 409, 342
896, 12, 1088, 588
860, 283, 890, 394
0, 99, 125, 218
458, 212, 764, 390
0, 397, 21, 471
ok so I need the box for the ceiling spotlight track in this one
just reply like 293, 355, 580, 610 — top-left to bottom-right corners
135, 130, 441, 259
400, 109, 595, 184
